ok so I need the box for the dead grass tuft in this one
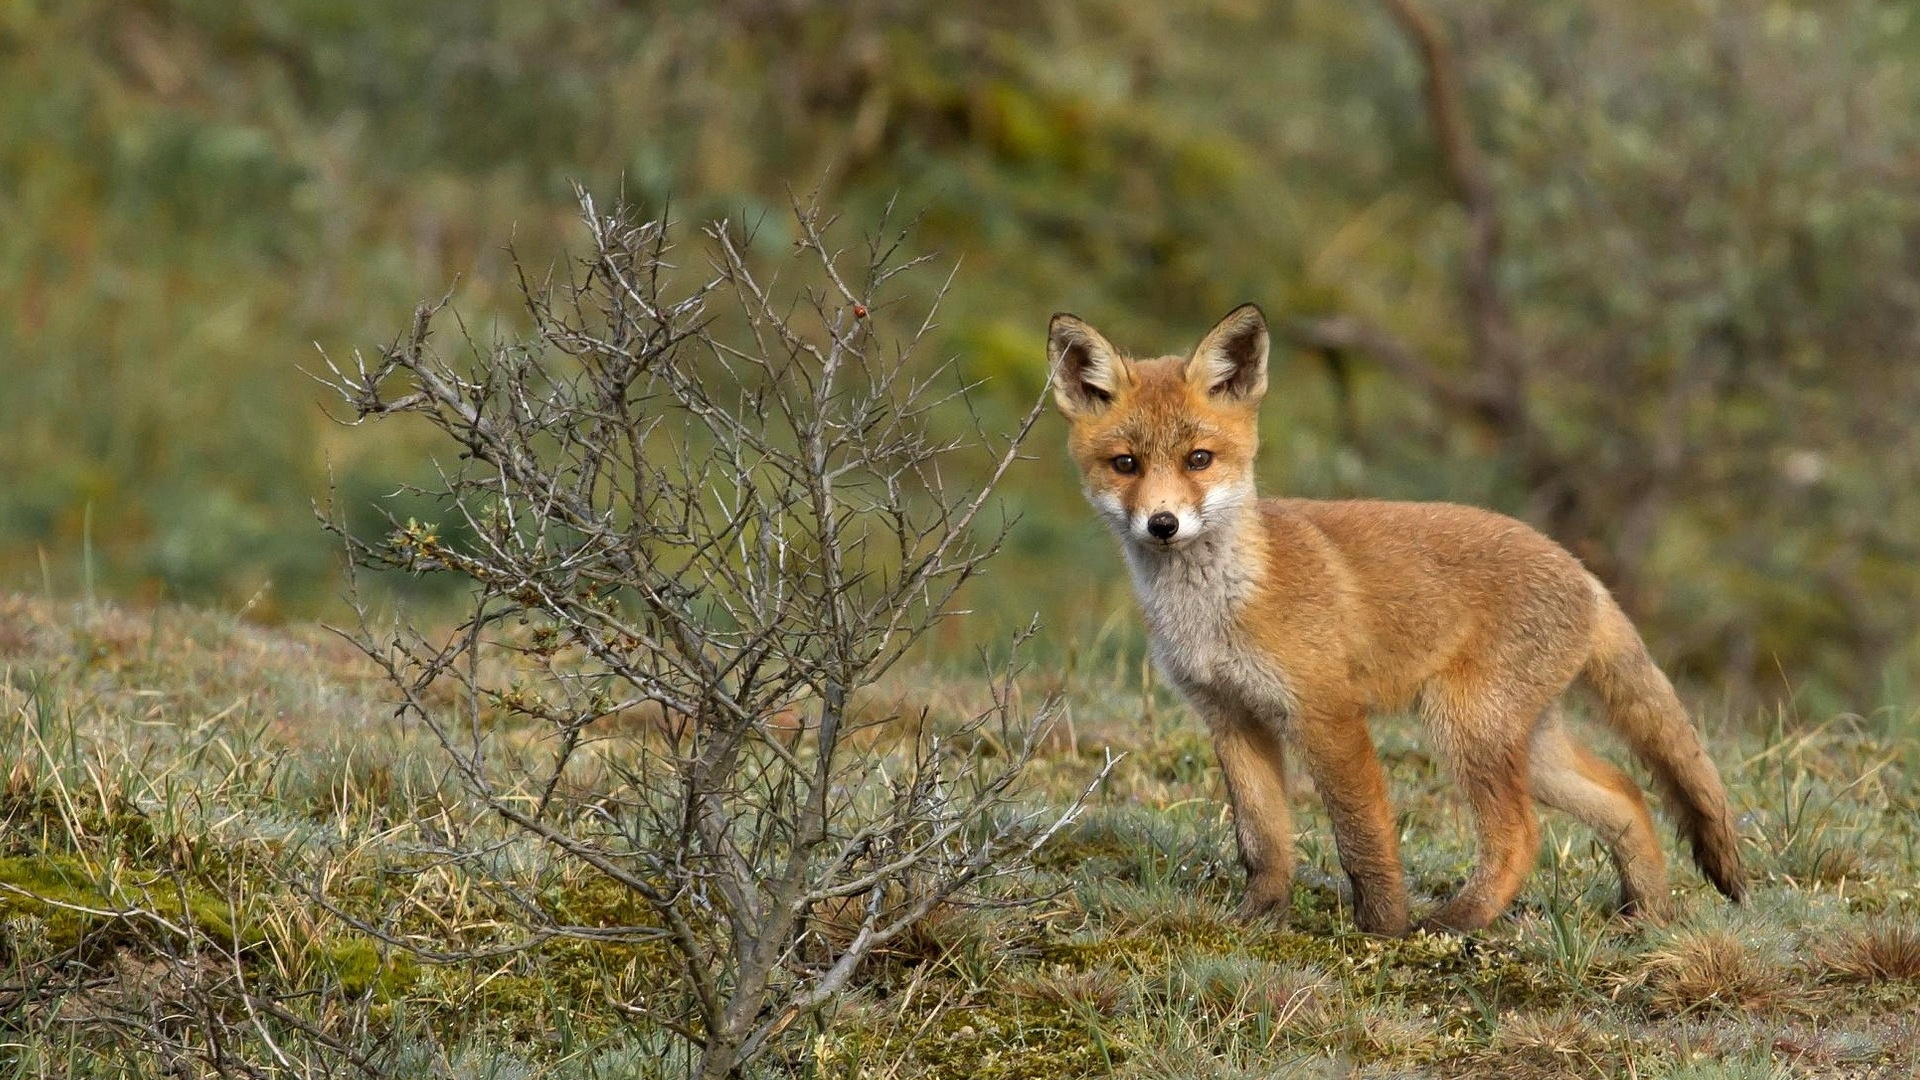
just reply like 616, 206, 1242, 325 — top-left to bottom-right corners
1011, 963, 1133, 1016
1089, 883, 1235, 939
1346, 1000, 1444, 1063
1634, 930, 1795, 1016
1261, 964, 1336, 1030
1474, 1009, 1631, 1080
1820, 923, 1920, 983
1493, 1008, 1609, 1055
1174, 954, 1272, 1018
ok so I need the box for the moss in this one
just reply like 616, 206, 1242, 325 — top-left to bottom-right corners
833, 995, 1118, 1080
378, 873, 676, 1046
444, 970, 563, 1041
0, 853, 121, 954
314, 937, 419, 999
413, 966, 625, 1047
538, 873, 679, 1006
0, 852, 270, 955
1276, 928, 1586, 1015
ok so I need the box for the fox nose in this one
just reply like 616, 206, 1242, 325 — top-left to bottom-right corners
1146, 512, 1180, 540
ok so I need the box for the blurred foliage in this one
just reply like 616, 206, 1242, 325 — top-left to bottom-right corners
1, 0, 1916, 707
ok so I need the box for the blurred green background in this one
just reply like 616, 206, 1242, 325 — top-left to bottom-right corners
3, 0, 1917, 710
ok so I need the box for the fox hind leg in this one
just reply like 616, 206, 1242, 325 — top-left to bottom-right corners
1418, 686, 1548, 934
1529, 708, 1671, 918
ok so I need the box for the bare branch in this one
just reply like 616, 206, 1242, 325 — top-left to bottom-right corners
309, 189, 1101, 1077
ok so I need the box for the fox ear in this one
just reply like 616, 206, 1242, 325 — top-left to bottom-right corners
1187, 303, 1269, 403
1048, 314, 1127, 417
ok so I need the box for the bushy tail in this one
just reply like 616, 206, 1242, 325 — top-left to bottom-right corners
1581, 579, 1746, 902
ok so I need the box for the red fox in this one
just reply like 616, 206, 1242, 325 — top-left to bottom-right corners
1047, 304, 1745, 934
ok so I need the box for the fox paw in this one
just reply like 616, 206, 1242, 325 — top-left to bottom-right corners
1236, 876, 1293, 923
1612, 887, 1674, 924
1412, 901, 1493, 936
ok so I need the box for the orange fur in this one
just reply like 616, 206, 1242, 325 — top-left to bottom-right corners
1048, 305, 1744, 934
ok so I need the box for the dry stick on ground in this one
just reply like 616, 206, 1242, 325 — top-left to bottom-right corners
315, 189, 1112, 1079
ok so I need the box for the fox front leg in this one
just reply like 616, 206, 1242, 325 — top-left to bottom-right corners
1208, 709, 1295, 922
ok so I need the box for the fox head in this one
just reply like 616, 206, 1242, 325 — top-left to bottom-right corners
1047, 304, 1269, 552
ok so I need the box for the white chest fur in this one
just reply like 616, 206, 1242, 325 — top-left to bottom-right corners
1123, 527, 1294, 717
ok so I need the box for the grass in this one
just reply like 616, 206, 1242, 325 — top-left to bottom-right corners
2, 594, 1918, 1078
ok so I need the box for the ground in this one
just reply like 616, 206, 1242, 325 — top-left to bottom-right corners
1, 594, 1916, 1078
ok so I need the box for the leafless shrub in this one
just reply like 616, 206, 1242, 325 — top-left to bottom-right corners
312, 190, 1110, 1077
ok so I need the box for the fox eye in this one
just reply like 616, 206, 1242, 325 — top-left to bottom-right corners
1186, 449, 1214, 470
1111, 454, 1138, 475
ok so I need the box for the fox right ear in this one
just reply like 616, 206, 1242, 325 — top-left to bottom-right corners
1048, 314, 1126, 417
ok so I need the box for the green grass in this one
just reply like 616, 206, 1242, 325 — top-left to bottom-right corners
2, 594, 1917, 1078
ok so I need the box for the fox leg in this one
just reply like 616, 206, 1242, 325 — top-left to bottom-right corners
1529, 708, 1670, 918
1209, 712, 1295, 921
1419, 687, 1546, 933
1290, 704, 1408, 935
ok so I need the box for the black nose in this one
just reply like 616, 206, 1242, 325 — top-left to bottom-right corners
1147, 512, 1179, 540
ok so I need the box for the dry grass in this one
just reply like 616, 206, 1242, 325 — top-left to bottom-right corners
1821, 923, 1920, 984
1478, 1008, 1632, 1079
1012, 964, 1136, 1017
1634, 930, 1796, 1017
2, 594, 1919, 1078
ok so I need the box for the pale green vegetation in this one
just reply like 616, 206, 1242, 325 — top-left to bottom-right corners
6, 1, 1920, 1075
4, 0, 1920, 705
4, 594, 1916, 1077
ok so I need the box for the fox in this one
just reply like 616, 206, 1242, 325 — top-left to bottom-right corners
1046, 303, 1745, 934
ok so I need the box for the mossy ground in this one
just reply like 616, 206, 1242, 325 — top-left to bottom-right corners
2, 594, 1917, 1077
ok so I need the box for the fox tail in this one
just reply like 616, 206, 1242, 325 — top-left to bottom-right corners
1581, 578, 1746, 902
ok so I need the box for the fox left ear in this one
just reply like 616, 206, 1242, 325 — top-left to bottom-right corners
1187, 303, 1269, 403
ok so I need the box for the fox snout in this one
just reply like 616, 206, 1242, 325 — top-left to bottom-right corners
1126, 488, 1240, 549
1130, 503, 1203, 547
1088, 490, 1208, 547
